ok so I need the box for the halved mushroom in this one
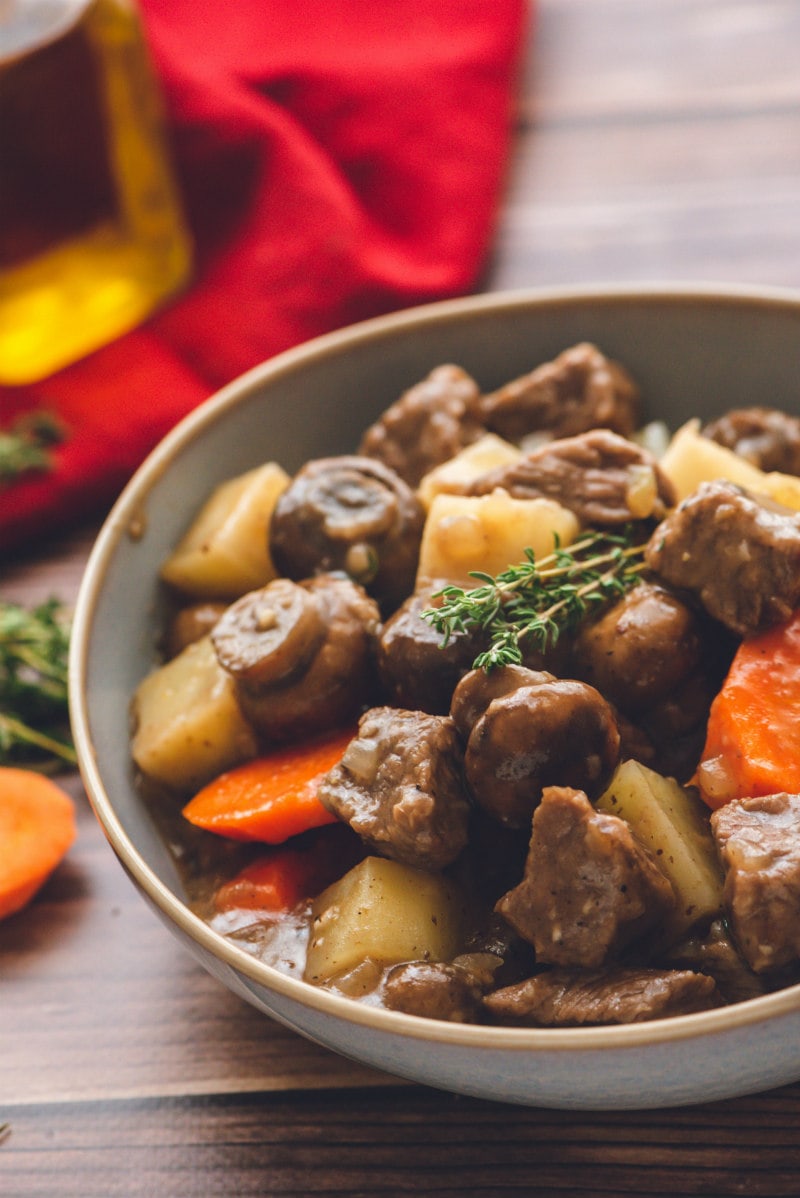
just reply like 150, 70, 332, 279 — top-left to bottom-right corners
452, 668, 620, 828
269, 455, 425, 612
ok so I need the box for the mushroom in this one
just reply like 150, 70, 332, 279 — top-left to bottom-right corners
211, 573, 380, 743
268, 455, 425, 612
452, 667, 620, 828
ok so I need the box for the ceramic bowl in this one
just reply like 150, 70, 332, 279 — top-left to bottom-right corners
70, 283, 800, 1110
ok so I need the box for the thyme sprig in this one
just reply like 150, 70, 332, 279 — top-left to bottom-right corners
0, 599, 76, 771
422, 528, 648, 671
0, 410, 67, 488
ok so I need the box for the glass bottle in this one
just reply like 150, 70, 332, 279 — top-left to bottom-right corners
0, 0, 192, 384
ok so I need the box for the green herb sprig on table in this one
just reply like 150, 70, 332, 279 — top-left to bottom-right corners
0, 410, 67, 488
0, 599, 76, 772
421, 528, 648, 671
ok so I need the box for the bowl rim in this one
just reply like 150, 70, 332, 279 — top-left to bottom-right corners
70, 279, 800, 1055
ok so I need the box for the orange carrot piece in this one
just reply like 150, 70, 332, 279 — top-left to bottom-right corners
182, 727, 355, 843
0, 767, 77, 920
213, 825, 365, 914
696, 611, 800, 809
214, 852, 315, 913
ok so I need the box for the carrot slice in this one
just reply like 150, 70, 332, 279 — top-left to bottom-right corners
213, 825, 365, 914
696, 611, 800, 809
214, 852, 315, 912
0, 767, 77, 920
182, 727, 355, 843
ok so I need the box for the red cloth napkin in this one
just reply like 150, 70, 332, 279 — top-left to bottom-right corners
0, 0, 528, 554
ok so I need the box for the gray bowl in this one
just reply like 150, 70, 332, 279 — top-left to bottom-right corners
70, 283, 800, 1110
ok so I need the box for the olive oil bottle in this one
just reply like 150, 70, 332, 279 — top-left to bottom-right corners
0, 0, 192, 384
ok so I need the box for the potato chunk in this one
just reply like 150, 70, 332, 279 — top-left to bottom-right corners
416, 491, 578, 587
160, 462, 290, 599
131, 636, 258, 792
597, 760, 723, 937
304, 856, 465, 984
660, 420, 800, 511
417, 433, 522, 508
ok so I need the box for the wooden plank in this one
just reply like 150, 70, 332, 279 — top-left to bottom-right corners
4, 1086, 800, 1197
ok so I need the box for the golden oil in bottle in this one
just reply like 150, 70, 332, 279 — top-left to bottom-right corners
0, 0, 192, 384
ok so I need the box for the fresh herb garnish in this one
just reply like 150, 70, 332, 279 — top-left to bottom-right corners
422, 528, 648, 671
0, 410, 67, 487
0, 599, 76, 771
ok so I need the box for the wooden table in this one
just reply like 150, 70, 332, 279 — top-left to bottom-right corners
5, 2, 800, 1193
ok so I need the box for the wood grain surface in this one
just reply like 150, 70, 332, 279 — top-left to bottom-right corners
5, 2, 800, 1195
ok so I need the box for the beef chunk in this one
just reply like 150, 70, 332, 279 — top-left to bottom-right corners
466, 429, 676, 527
317, 707, 470, 871
711, 793, 800, 973
382, 956, 496, 1023
667, 919, 767, 1005
456, 672, 620, 828
483, 966, 719, 1026
377, 585, 486, 715
496, 786, 676, 967
359, 365, 484, 487
479, 342, 641, 444
571, 582, 703, 716
703, 407, 800, 475
646, 481, 800, 636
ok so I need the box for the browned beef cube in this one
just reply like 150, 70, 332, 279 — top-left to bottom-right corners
317, 707, 470, 871
495, 786, 676, 968
703, 407, 800, 475
667, 919, 766, 1005
484, 966, 719, 1025
466, 428, 675, 527
359, 364, 484, 488
479, 342, 641, 443
382, 958, 495, 1023
645, 480, 800, 636
711, 792, 800, 973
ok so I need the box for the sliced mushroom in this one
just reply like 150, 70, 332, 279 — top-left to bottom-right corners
211, 574, 380, 743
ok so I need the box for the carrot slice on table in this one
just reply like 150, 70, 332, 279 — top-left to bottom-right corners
182, 726, 355, 843
0, 767, 77, 920
696, 610, 800, 810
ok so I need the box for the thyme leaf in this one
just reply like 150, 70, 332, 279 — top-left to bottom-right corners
0, 599, 76, 771
421, 528, 648, 671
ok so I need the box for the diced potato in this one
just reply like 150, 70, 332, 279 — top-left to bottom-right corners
304, 856, 465, 984
160, 462, 290, 599
417, 433, 522, 508
660, 419, 800, 511
131, 636, 258, 792
416, 491, 579, 587
597, 759, 723, 936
